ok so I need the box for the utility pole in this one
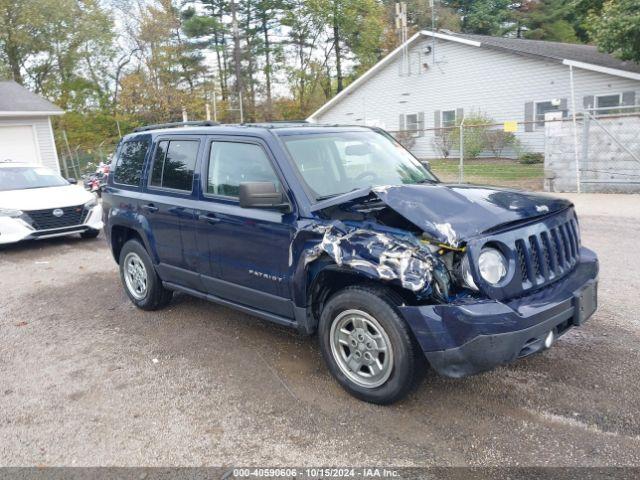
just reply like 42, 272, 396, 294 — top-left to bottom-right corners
212, 83, 218, 122
395, 3, 408, 73
430, 0, 436, 65
230, 0, 243, 123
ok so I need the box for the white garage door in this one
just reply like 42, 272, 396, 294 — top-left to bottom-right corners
0, 125, 39, 163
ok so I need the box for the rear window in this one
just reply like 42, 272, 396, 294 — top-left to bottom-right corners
113, 140, 149, 186
149, 140, 199, 192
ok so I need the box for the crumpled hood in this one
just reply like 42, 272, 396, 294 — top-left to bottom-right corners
313, 184, 573, 246
0, 185, 93, 211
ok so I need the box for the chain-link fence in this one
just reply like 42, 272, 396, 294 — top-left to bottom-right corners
389, 120, 547, 191
578, 106, 640, 192
58, 141, 118, 179
388, 106, 640, 193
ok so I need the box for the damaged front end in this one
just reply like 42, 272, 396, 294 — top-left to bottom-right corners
296, 182, 575, 307
295, 188, 478, 306
301, 221, 456, 302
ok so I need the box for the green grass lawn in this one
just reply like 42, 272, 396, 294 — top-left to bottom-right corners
427, 158, 544, 190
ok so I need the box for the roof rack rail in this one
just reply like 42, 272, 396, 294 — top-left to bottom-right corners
133, 120, 220, 133
241, 120, 310, 128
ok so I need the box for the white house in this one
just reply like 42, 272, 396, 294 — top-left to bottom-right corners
0, 80, 63, 172
307, 30, 640, 159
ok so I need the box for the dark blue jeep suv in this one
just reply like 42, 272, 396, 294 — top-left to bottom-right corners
103, 121, 598, 404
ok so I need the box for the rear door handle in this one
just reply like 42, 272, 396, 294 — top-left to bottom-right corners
198, 212, 221, 224
142, 203, 159, 213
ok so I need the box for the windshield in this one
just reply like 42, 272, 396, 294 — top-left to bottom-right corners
0, 167, 69, 192
281, 131, 437, 200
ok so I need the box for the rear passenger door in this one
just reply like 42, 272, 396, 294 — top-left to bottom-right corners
195, 137, 296, 318
144, 137, 201, 288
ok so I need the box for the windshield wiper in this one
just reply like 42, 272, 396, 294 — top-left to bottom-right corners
414, 178, 438, 184
315, 187, 363, 202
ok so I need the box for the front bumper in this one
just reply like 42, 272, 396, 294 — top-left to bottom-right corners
0, 204, 104, 245
399, 247, 599, 378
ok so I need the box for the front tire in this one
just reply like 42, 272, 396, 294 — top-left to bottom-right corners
119, 239, 172, 310
318, 285, 419, 405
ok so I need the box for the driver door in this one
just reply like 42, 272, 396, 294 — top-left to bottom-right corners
195, 137, 296, 318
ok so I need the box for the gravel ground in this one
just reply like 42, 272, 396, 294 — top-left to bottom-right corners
1, 193, 639, 467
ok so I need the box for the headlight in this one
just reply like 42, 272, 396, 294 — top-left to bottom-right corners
459, 254, 478, 291
0, 208, 23, 218
478, 248, 508, 285
84, 198, 97, 209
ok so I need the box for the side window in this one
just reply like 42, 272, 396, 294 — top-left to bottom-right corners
207, 142, 280, 197
114, 140, 149, 186
149, 140, 198, 192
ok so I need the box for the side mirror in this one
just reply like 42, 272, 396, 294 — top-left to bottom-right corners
239, 182, 289, 211
67, 177, 78, 185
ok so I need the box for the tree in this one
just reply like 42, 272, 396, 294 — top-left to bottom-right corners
182, 0, 231, 100
588, 0, 640, 62
464, 0, 514, 36
0, 0, 45, 84
519, 0, 579, 42
118, 0, 208, 123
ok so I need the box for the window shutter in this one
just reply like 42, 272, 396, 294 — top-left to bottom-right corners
418, 112, 425, 137
456, 108, 464, 123
559, 98, 568, 117
622, 91, 636, 106
399, 114, 405, 132
583, 95, 595, 110
524, 102, 534, 133
434, 110, 441, 136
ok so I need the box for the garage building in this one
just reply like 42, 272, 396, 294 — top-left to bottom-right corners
0, 80, 63, 173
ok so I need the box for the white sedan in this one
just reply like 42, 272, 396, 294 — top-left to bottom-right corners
0, 162, 103, 245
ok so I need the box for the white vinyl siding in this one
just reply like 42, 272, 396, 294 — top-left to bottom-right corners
313, 37, 640, 158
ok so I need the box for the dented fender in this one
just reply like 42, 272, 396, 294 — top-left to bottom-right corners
288, 219, 449, 310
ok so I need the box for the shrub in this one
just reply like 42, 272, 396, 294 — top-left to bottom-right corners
432, 129, 455, 159
483, 129, 517, 158
454, 112, 492, 160
394, 131, 416, 151
519, 152, 544, 164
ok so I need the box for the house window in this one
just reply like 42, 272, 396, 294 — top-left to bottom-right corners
442, 110, 457, 129
406, 113, 419, 136
596, 93, 622, 114
535, 101, 556, 127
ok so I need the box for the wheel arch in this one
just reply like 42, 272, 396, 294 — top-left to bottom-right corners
110, 224, 152, 264
305, 259, 411, 334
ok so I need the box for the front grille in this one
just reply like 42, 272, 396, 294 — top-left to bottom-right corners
25, 205, 88, 231
516, 218, 580, 290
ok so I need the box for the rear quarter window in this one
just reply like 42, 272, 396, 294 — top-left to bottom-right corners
149, 140, 199, 192
113, 139, 150, 186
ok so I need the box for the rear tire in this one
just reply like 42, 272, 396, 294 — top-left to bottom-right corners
318, 285, 419, 405
80, 229, 100, 239
119, 239, 172, 310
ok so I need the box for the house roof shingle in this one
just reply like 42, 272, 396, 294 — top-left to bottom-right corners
0, 80, 63, 114
448, 32, 640, 75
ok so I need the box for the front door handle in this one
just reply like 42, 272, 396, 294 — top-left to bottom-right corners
142, 203, 159, 213
198, 212, 221, 224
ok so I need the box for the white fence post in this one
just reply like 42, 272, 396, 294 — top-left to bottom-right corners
459, 116, 465, 183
